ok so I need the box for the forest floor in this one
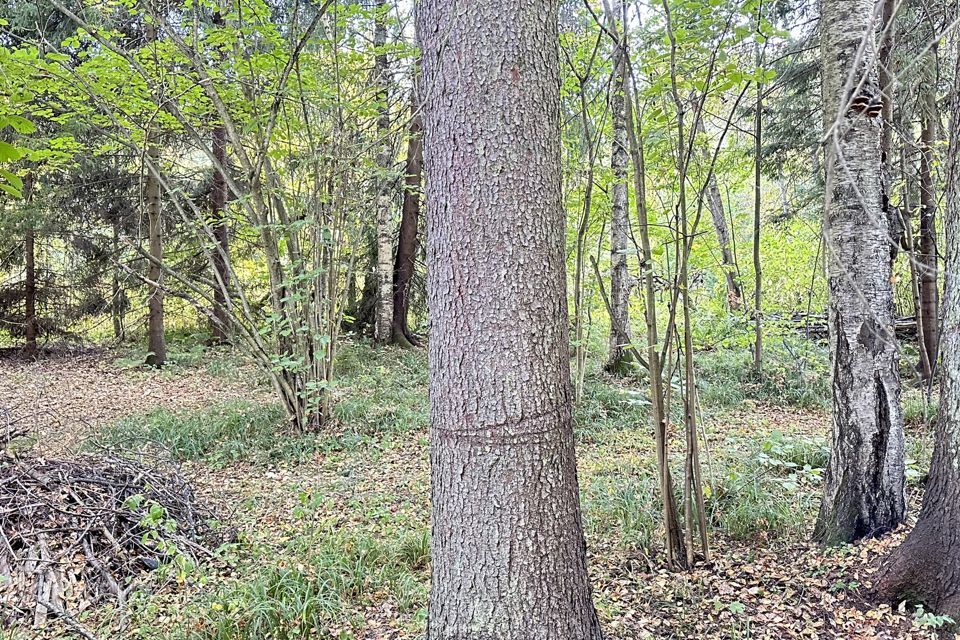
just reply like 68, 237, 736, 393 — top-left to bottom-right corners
1, 341, 952, 640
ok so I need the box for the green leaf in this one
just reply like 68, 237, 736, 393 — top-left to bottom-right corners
0, 141, 23, 162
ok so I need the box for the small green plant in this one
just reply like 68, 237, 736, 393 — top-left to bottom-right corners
913, 604, 955, 630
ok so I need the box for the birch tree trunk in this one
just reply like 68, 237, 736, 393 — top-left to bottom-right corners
606, 0, 634, 374
814, 0, 905, 545
145, 136, 166, 368
374, 0, 394, 345
875, 51, 960, 617
417, 0, 603, 636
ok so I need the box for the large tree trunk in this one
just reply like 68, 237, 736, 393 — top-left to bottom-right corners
209, 123, 231, 345
145, 136, 166, 368
875, 53, 960, 616
417, 1, 603, 637
373, 0, 394, 345
605, 0, 635, 374
814, 0, 905, 546
917, 46, 939, 381
391, 96, 422, 348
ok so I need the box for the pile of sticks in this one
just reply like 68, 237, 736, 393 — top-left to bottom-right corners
0, 441, 220, 627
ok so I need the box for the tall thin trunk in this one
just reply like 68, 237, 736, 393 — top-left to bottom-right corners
417, 1, 603, 636
695, 117, 742, 312
605, 0, 635, 374
625, 78, 686, 568
918, 45, 939, 381
875, 51, 960, 617
23, 196, 37, 360
815, 0, 905, 545
752, 44, 763, 375
145, 135, 166, 368
878, 0, 899, 265
210, 123, 231, 344
392, 94, 422, 347
209, 10, 231, 345
374, 0, 394, 345
111, 221, 125, 341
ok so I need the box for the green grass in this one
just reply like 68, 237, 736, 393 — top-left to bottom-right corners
330, 342, 429, 438
93, 400, 322, 466
582, 467, 660, 552
697, 339, 830, 410
185, 528, 429, 640
707, 432, 826, 540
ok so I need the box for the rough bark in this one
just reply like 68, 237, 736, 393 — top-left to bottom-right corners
373, 0, 394, 345
391, 97, 422, 348
209, 122, 231, 345
606, 1, 635, 374
145, 136, 166, 368
918, 47, 939, 381
875, 54, 960, 616
417, 1, 603, 637
814, 0, 905, 546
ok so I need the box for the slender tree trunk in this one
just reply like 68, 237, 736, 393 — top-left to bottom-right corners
625, 79, 686, 568
815, 0, 905, 545
374, 0, 394, 345
111, 221, 125, 341
875, 53, 960, 616
918, 46, 939, 381
417, 1, 603, 636
752, 44, 763, 374
878, 0, 899, 265
145, 135, 166, 368
210, 123, 231, 344
695, 117, 742, 312
23, 202, 37, 359
606, 0, 634, 374
392, 95, 422, 347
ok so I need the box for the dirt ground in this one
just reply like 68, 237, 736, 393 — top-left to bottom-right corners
1, 347, 953, 640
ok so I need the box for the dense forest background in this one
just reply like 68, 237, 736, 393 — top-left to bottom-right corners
2, 0, 960, 638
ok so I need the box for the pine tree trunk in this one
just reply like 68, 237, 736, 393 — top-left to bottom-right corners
417, 1, 603, 637
814, 0, 905, 546
374, 0, 394, 345
875, 53, 960, 616
392, 98, 422, 348
918, 47, 939, 381
145, 136, 166, 368
210, 123, 231, 344
606, 1, 634, 374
